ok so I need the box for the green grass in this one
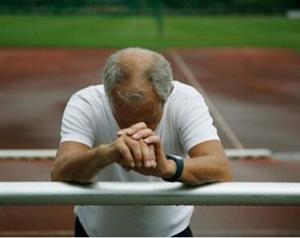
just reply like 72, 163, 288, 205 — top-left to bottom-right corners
0, 15, 300, 50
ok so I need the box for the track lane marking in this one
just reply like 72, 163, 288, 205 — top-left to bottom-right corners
169, 50, 244, 149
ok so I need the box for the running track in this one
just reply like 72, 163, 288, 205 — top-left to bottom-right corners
0, 49, 300, 236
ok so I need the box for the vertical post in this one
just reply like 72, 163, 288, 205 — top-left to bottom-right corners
152, 0, 164, 38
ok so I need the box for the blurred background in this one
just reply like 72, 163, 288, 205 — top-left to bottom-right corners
0, 0, 300, 236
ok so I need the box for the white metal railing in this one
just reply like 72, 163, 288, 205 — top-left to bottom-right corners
0, 149, 272, 160
2, 149, 300, 160
0, 182, 300, 206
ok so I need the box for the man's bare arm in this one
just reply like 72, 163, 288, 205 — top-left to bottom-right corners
181, 140, 232, 184
133, 129, 232, 184
51, 123, 157, 183
51, 142, 119, 183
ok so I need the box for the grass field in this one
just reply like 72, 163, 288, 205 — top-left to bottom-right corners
0, 15, 299, 50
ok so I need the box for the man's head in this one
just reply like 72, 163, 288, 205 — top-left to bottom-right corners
103, 48, 173, 130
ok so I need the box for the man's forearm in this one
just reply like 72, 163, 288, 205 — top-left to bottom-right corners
51, 144, 118, 183
179, 155, 232, 185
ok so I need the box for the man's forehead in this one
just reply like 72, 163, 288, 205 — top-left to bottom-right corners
112, 75, 155, 97
114, 89, 145, 103
112, 93, 162, 129
112, 87, 156, 107
119, 51, 154, 71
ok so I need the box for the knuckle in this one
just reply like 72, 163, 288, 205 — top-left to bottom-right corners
143, 152, 151, 160
117, 143, 125, 153
124, 150, 132, 159
117, 136, 126, 143
118, 129, 125, 134
146, 128, 153, 133
139, 122, 147, 128
149, 144, 155, 149
130, 140, 139, 148
134, 156, 142, 161
133, 148, 142, 158
132, 139, 139, 145
119, 146, 132, 161
142, 144, 149, 152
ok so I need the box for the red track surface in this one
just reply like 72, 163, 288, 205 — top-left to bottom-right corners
169, 49, 300, 151
0, 49, 300, 236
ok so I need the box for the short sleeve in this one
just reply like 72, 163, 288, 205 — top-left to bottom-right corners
177, 91, 219, 153
60, 94, 97, 148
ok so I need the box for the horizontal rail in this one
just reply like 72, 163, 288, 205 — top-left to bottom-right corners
1, 182, 300, 206
0, 149, 55, 159
226, 148, 272, 158
0, 149, 272, 160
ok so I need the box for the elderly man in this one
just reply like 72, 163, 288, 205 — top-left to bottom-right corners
51, 47, 232, 237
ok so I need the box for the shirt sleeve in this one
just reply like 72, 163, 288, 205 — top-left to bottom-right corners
177, 91, 219, 154
60, 94, 97, 148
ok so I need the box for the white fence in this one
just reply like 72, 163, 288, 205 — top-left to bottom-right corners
0, 148, 272, 160
1, 182, 300, 206
1, 149, 299, 207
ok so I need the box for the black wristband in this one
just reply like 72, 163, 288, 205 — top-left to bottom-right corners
163, 154, 184, 182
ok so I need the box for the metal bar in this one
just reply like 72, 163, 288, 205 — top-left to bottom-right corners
226, 148, 272, 159
272, 152, 300, 161
0, 149, 55, 159
1, 182, 300, 206
0, 149, 272, 160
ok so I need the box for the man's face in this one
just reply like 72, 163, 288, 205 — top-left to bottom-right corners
110, 79, 164, 131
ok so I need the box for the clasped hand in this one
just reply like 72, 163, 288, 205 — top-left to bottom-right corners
113, 122, 174, 178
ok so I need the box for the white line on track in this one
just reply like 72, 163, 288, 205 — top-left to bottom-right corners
169, 50, 244, 149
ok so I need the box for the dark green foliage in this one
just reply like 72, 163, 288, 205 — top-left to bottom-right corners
0, 0, 299, 15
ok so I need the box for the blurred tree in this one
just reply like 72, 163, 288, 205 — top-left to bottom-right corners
0, 0, 299, 15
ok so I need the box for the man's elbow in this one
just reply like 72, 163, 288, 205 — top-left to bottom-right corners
218, 158, 233, 182
50, 165, 64, 182
50, 156, 70, 182
220, 167, 233, 182
51, 159, 93, 184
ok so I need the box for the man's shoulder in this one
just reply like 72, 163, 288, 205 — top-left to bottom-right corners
70, 84, 106, 104
72, 84, 104, 98
172, 81, 202, 100
165, 81, 205, 118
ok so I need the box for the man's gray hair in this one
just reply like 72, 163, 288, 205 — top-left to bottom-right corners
103, 47, 173, 101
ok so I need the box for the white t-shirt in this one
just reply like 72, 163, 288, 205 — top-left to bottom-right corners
60, 81, 219, 236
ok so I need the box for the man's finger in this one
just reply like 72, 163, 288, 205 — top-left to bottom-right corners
140, 140, 153, 168
125, 137, 142, 168
144, 135, 163, 157
149, 144, 157, 168
132, 128, 154, 140
117, 128, 132, 137
117, 122, 147, 136
116, 139, 135, 168
129, 122, 147, 134
144, 135, 160, 144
